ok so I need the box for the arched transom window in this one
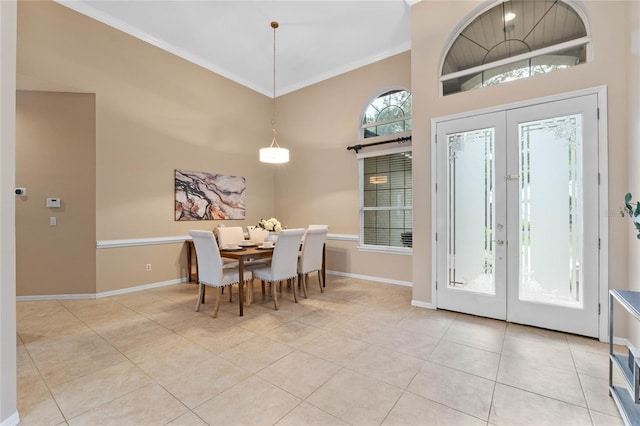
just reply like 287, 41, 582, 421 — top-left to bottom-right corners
361, 89, 412, 139
441, 0, 590, 95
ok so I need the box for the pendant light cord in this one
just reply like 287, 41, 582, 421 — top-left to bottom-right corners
271, 21, 279, 149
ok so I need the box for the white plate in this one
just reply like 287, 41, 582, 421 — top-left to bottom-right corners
239, 241, 256, 247
222, 247, 243, 251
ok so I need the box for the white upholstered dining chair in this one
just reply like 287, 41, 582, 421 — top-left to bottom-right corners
188, 230, 253, 318
215, 226, 245, 247
249, 228, 305, 310
298, 227, 328, 296
301, 224, 328, 242
247, 225, 269, 244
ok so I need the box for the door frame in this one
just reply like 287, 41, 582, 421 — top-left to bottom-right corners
430, 86, 609, 340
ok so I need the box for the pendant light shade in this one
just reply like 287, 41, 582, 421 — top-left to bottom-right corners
260, 146, 290, 163
260, 21, 289, 164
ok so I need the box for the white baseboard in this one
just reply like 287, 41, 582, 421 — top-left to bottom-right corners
612, 337, 632, 347
326, 270, 412, 287
16, 271, 410, 301
16, 278, 188, 301
95, 278, 189, 298
0, 412, 19, 426
411, 299, 436, 309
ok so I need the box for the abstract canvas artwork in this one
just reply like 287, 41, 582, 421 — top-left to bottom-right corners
175, 169, 246, 220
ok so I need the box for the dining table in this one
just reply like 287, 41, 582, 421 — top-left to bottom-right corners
219, 245, 274, 316
186, 239, 326, 317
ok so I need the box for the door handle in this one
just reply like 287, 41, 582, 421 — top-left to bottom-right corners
492, 239, 504, 245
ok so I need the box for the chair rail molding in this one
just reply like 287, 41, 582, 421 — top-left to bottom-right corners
96, 233, 358, 248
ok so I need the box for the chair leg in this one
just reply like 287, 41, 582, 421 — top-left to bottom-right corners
272, 281, 279, 310
245, 280, 253, 307
292, 277, 298, 303
195, 283, 203, 311
318, 271, 324, 293
213, 287, 222, 318
299, 274, 308, 298
304, 274, 310, 297
228, 284, 233, 302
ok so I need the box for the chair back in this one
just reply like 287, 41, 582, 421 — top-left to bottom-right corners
308, 224, 329, 230
299, 228, 328, 274
189, 230, 223, 286
247, 226, 269, 244
270, 228, 305, 280
302, 224, 328, 243
215, 226, 245, 247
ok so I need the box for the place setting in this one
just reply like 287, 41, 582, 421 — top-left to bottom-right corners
221, 244, 245, 252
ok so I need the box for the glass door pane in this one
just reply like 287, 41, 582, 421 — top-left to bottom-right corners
506, 93, 600, 338
518, 114, 583, 308
447, 128, 495, 295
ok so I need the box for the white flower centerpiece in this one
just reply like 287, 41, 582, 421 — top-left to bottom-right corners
257, 217, 283, 243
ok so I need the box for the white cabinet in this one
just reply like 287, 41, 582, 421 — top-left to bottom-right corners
609, 289, 640, 425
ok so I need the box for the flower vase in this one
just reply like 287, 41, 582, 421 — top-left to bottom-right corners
265, 231, 278, 244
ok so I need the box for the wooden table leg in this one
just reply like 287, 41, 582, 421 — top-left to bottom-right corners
238, 258, 245, 316
322, 243, 326, 287
186, 241, 193, 282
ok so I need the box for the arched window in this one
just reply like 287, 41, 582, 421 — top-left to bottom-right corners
441, 0, 590, 95
361, 88, 412, 138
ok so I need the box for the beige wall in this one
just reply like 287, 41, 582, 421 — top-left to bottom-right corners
13, 0, 637, 304
627, 0, 640, 344
275, 52, 413, 284
17, 0, 278, 293
411, 0, 631, 306
0, 0, 17, 422
16, 91, 96, 296
96, 244, 189, 294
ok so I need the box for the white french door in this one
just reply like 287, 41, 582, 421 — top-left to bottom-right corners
435, 93, 601, 337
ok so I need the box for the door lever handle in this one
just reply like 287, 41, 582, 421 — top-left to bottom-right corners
505, 174, 519, 181
492, 239, 504, 245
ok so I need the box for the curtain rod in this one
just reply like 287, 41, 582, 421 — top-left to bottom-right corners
346, 136, 412, 154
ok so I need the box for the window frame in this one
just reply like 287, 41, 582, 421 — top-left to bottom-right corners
357, 144, 413, 255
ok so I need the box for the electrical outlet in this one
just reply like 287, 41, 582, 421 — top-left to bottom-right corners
145, 264, 152, 272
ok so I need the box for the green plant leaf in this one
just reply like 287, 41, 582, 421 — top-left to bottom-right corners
626, 194, 634, 214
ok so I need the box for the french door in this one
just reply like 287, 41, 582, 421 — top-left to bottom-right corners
435, 94, 601, 337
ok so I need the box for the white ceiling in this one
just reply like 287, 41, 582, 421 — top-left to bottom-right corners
55, 0, 415, 97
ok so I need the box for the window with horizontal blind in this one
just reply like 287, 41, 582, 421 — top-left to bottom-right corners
360, 148, 412, 251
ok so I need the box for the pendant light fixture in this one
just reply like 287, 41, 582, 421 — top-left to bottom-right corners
259, 21, 290, 164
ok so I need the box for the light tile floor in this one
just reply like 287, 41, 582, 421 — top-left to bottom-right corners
16, 276, 626, 426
